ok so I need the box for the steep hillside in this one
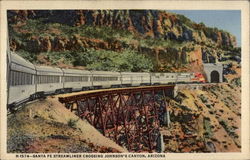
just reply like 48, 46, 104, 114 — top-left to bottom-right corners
163, 81, 241, 152
7, 10, 241, 72
7, 96, 128, 153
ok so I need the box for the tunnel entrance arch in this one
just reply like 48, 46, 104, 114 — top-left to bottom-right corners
210, 70, 220, 83
203, 63, 223, 83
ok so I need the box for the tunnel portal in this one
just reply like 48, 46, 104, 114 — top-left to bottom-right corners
210, 70, 220, 83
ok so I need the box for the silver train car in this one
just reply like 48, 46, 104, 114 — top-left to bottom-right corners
62, 68, 92, 92
35, 65, 64, 95
92, 71, 121, 89
8, 53, 36, 105
150, 73, 177, 85
121, 72, 151, 87
7, 52, 197, 110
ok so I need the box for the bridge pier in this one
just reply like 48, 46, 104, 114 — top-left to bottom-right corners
156, 133, 165, 153
164, 108, 171, 127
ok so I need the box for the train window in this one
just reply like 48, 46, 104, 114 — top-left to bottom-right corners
64, 76, 89, 82
82, 76, 88, 82
10, 70, 33, 86
93, 76, 118, 81
36, 75, 60, 84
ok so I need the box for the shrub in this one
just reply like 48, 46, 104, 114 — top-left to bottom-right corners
83, 49, 154, 72
203, 117, 213, 138
209, 111, 214, 115
42, 51, 75, 65
231, 78, 241, 87
206, 104, 211, 109
199, 94, 208, 103
77, 25, 133, 41
176, 14, 193, 28
219, 119, 238, 138
17, 50, 37, 63
67, 119, 78, 128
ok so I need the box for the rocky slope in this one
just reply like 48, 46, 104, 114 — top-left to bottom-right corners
163, 79, 241, 152
7, 10, 241, 72
7, 96, 128, 153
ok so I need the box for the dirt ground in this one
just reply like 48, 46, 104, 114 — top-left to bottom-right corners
7, 96, 128, 153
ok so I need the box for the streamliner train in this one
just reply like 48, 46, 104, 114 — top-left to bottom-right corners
7, 52, 205, 110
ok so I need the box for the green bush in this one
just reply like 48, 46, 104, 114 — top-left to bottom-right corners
67, 119, 78, 128
231, 78, 241, 87
176, 14, 193, 28
85, 49, 153, 72
10, 19, 134, 42
199, 94, 208, 103
41, 49, 153, 72
205, 104, 211, 109
21, 19, 45, 35
78, 25, 132, 41
41, 51, 75, 65
17, 50, 37, 63
203, 117, 213, 138
219, 119, 237, 138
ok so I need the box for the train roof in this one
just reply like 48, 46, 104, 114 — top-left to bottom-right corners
91, 71, 121, 75
10, 52, 35, 69
177, 72, 192, 75
10, 52, 36, 73
203, 63, 223, 67
62, 68, 91, 75
35, 65, 63, 75
121, 72, 150, 75
151, 72, 177, 75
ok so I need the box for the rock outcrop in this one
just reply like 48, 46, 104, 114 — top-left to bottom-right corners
7, 10, 240, 72
8, 10, 237, 48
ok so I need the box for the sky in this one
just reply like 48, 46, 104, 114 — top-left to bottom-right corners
169, 10, 241, 47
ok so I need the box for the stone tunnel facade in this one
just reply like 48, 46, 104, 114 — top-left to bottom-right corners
203, 63, 223, 83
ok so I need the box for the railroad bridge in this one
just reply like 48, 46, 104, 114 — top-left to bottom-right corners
58, 85, 174, 152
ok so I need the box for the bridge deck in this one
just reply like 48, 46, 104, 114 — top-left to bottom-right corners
58, 85, 175, 103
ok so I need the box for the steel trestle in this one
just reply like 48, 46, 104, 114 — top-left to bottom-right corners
59, 85, 174, 152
